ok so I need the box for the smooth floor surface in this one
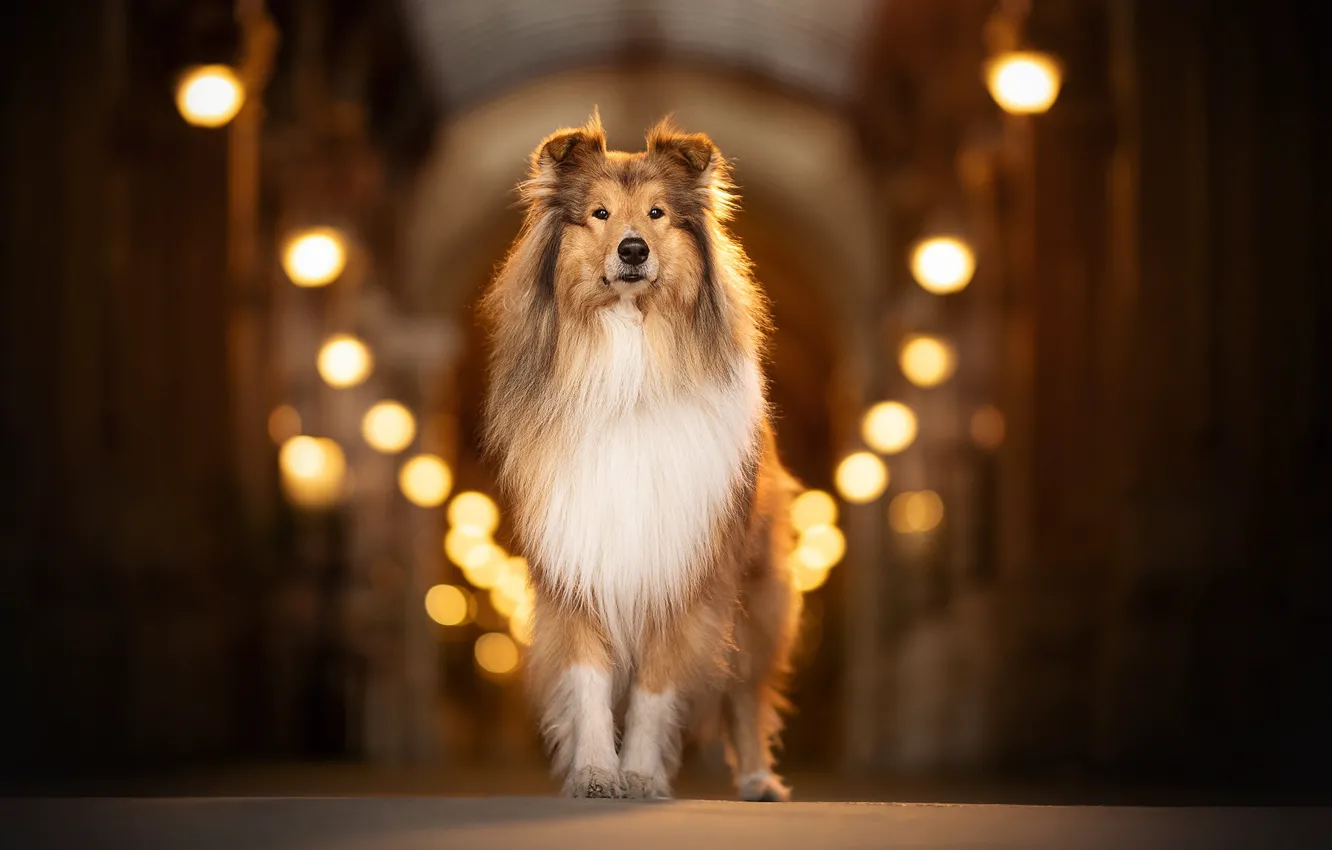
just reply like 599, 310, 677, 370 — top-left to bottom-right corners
5, 796, 1332, 850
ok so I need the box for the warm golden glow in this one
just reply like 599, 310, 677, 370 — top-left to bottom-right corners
888, 490, 946, 534
267, 405, 301, 444
398, 454, 452, 508
795, 524, 846, 571
496, 557, 529, 602
790, 489, 838, 533
445, 527, 491, 568
175, 65, 244, 128
361, 401, 416, 454
424, 584, 471, 627
461, 544, 506, 589
792, 560, 831, 592
899, 335, 957, 388
509, 600, 534, 645
278, 436, 346, 508
317, 334, 373, 388
971, 405, 1006, 449
282, 228, 348, 287
987, 51, 1063, 115
910, 237, 976, 295
447, 491, 500, 536
861, 401, 918, 455
835, 452, 889, 504
474, 632, 520, 676
490, 587, 519, 617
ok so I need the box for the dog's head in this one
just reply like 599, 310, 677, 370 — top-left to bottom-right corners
518, 111, 735, 317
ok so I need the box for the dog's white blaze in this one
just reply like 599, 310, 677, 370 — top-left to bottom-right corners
535, 302, 762, 653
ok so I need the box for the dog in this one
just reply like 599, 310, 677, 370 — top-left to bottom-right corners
479, 111, 802, 802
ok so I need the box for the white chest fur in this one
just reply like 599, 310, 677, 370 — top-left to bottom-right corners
532, 302, 763, 651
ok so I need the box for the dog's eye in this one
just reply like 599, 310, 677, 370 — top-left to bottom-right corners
648, 207, 664, 220
592, 208, 610, 220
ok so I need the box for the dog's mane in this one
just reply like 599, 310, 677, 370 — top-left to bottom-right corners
478, 116, 770, 482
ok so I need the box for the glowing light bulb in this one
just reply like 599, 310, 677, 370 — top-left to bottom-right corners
317, 334, 373, 388
277, 436, 346, 508
792, 560, 831, 593
861, 401, 918, 455
175, 65, 244, 128
445, 527, 491, 568
461, 544, 506, 589
361, 401, 416, 454
910, 237, 976, 295
987, 51, 1063, 115
795, 524, 846, 571
282, 228, 348, 287
425, 584, 471, 627
835, 452, 889, 504
447, 491, 500, 536
398, 454, 452, 508
899, 335, 957, 389
888, 490, 946, 534
474, 632, 520, 676
790, 490, 838, 533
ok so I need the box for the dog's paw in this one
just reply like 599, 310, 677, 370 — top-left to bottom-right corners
738, 771, 791, 803
565, 766, 623, 799
621, 771, 671, 801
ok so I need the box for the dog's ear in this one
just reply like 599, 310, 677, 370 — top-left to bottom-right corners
525, 108, 607, 201
646, 118, 722, 185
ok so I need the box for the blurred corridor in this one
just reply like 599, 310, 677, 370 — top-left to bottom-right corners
2, 0, 1328, 798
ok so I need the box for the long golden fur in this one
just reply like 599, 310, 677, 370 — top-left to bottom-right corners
479, 111, 802, 801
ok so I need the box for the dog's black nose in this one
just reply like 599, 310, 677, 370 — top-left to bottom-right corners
617, 237, 650, 266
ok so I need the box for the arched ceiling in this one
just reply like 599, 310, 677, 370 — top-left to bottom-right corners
399, 0, 882, 110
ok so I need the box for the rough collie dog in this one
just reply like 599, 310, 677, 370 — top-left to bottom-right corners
479, 112, 801, 802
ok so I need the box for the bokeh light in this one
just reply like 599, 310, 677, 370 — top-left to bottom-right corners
792, 560, 831, 593
795, 524, 846, 570
971, 405, 1006, 449
460, 544, 506, 589
474, 632, 520, 677
835, 452, 889, 504
447, 491, 500, 536
267, 405, 301, 444
986, 51, 1063, 115
910, 236, 976, 295
398, 454, 452, 507
278, 436, 346, 509
509, 601, 534, 645
888, 490, 946, 534
362, 401, 416, 454
790, 489, 838, 533
899, 335, 957, 388
424, 584, 471, 627
317, 334, 373, 388
282, 228, 348, 287
445, 526, 490, 567
175, 65, 244, 128
861, 401, 918, 455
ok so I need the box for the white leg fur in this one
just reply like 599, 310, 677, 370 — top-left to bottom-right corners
619, 687, 680, 800
549, 665, 621, 798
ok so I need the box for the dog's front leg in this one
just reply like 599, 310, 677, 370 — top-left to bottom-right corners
620, 602, 731, 800
531, 603, 622, 798
557, 664, 621, 797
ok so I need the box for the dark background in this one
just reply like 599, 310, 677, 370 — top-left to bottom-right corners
2, 0, 1329, 801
